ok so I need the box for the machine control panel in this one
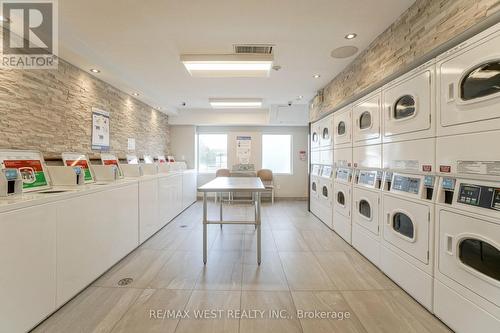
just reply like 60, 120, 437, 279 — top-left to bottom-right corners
442, 178, 456, 190
321, 166, 333, 178
392, 175, 420, 194
336, 168, 352, 182
311, 165, 321, 176
458, 184, 500, 211
424, 176, 435, 188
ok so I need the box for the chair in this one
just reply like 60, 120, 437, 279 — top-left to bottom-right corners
257, 169, 275, 204
215, 168, 231, 203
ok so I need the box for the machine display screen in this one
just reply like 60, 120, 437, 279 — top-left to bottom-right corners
392, 175, 420, 194
336, 168, 351, 182
3, 169, 18, 181
442, 178, 456, 190
492, 189, 500, 211
359, 171, 376, 186
458, 185, 481, 206
424, 176, 435, 187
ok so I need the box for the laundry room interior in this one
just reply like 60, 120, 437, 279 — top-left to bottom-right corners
0, 1, 499, 333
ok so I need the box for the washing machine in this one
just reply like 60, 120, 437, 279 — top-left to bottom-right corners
333, 105, 352, 149
319, 114, 334, 149
352, 89, 382, 147
382, 60, 436, 143
333, 166, 353, 243
316, 165, 334, 227
351, 168, 384, 266
309, 164, 322, 219
380, 172, 437, 311
436, 22, 500, 177
433, 176, 500, 332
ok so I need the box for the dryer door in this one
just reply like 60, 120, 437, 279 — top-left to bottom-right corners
383, 67, 433, 141
353, 187, 380, 236
320, 115, 333, 147
334, 182, 351, 218
320, 180, 333, 207
353, 93, 382, 145
311, 123, 320, 149
383, 195, 430, 264
438, 31, 500, 132
437, 209, 500, 307
334, 109, 352, 148
310, 177, 319, 198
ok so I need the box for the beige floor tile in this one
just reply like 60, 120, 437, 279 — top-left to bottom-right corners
242, 229, 278, 252
194, 251, 243, 291
314, 251, 395, 290
342, 290, 452, 333
175, 290, 241, 333
240, 291, 302, 333
301, 229, 351, 251
279, 252, 337, 291
93, 249, 173, 289
272, 230, 310, 251
291, 291, 367, 333
242, 251, 289, 291
33, 287, 141, 333
111, 289, 191, 333
149, 251, 204, 290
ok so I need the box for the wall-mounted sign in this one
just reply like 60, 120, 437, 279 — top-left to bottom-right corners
299, 150, 307, 161
100, 153, 123, 178
91, 107, 110, 150
236, 136, 252, 164
157, 155, 167, 163
0, 150, 50, 191
62, 152, 94, 183
143, 155, 154, 164
127, 138, 136, 151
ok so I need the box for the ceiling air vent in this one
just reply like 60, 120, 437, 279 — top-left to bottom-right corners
234, 44, 273, 54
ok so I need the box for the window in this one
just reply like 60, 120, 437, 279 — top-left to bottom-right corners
197, 134, 227, 172
359, 200, 371, 219
262, 134, 292, 174
459, 238, 500, 281
359, 111, 372, 129
461, 61, 500, 101
393, 213, 414, 239
337, 121, 346, 135
394, 95, 416, 119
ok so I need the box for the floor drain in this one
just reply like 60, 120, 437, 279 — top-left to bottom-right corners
179, 225, 188, 228
117, 278, 134, 286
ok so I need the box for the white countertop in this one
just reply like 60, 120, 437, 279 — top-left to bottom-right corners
198, 177, 265, 192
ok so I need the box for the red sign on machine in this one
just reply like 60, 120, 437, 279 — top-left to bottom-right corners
440, 165, 452, 173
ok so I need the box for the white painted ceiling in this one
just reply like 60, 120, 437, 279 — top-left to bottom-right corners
59, 0, 415, 115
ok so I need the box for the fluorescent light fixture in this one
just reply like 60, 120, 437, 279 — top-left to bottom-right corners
345, 33, 357, 39
209, 98, 263, 109
313, 74, 321, 78
132, 92, 140, 96
90, 68, 100, 73
181, 54, 273, 77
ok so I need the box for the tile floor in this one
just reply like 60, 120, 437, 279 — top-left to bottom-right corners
33, 200, 452, 333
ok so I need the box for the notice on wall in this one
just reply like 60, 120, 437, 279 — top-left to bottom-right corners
0, 150, 50, 191
236, 136, 252, 164
62, 152, 94, 183
91, 107, 110, 150
127, 138, 136, 151
126, 155, 139, 164
143, 155, 154, 164
101, 153, 123, 178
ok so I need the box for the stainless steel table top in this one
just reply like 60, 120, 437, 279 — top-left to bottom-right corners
198, 177, 265, 192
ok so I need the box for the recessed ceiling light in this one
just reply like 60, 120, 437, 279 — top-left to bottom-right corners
132, 92, 139, 96
90, 68, 100, 73
345, 33, 357, 40
297, 95, 303, 100
313, 74, 321, 79
209, 98, 263, 109
180, 54, 273, 78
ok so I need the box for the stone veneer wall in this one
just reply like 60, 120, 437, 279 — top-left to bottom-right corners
0, 33, 170, 159
311, 0, 500, 121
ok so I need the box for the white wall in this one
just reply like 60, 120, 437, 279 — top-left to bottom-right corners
169, 125, 196, 169
195, 126, 309, 198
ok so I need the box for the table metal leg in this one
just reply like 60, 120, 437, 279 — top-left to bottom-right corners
203, 192, 207, 264
219, 192, 223, 229
257, 192, 261, 265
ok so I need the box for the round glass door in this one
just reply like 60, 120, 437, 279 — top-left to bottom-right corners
337, 191, 345, 205
322, 186, 328, 198
459, 238, 500, 281
359, 111, 372, 130
393, 212, 414, 239
359, 200, 371, 219
322, 127, 330, 140
461, 61, 500, 101
337, 121, 346, 135
394, 95, 416, 119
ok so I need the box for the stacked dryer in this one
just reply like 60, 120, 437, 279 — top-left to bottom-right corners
433, 23, 500, 332
309, 114, 334, 226
351, 89, 384, 265
380, 61, 437, 311
332, 105, 354, 242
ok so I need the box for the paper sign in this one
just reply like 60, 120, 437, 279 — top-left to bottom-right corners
157, 155, 167, 163
0, 150, 50, 191
236, 136, 252, 164
101, 153, 123, 177
127, 155, 139, 164
92, 108, 110, 150
62, 153, 94, 183
128, 138, 136, 151
143, 155, 154, 164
